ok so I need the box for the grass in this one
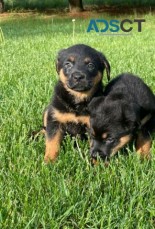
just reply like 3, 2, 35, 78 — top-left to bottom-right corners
0, 13, 155, 228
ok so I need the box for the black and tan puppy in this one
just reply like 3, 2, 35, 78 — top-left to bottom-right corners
43, 44, 110, 162
88, 73, 155, 161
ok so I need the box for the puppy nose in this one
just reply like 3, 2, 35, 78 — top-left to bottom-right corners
72, 72, 85, 80
90, 149, 98, 159
91, 148, 107, 159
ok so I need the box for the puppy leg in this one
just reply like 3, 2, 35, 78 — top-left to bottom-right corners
135, 131, 152, 159
44, 127, 63, 163
44, 113, 63, 163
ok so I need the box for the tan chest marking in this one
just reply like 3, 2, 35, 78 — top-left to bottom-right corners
53, 108, 90, 127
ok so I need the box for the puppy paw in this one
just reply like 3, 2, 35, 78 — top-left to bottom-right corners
44, 152, 58, 163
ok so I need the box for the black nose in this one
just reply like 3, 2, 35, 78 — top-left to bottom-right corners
72, 72, 85, 80
90, 149, 99, 159
90, 149, 108, 159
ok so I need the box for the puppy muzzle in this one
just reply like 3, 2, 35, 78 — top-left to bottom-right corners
90, 148, 109, 160
67, 72, 92, 92
72, 72, 86, 81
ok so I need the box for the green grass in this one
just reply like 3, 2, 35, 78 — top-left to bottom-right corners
0, 13, 155, 228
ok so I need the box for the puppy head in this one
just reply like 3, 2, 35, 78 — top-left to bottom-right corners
88, 94, 140, 160
56, 44, 110, 93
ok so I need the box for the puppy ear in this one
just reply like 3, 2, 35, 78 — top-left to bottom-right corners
98, 52, 110, 82
56, 49, 66, 74
123, 102, 141, 125
88, 96, 105, 114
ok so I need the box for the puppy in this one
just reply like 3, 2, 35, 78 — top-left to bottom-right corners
88, 73, 155, 161
43, 44, 110, 162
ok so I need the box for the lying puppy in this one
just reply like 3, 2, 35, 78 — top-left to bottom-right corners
43, 44, 110, 162
88, 73, 155, 161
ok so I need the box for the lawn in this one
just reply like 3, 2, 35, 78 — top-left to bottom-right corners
0, 12, 155, 228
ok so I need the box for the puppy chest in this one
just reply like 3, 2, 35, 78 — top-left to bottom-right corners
63, 122, 87, 136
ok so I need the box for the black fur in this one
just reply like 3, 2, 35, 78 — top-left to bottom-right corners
88, 73, 155, 160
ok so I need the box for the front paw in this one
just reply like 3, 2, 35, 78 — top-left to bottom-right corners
44, 151, 59, 163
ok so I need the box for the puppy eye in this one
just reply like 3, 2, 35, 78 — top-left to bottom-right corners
87, 63, 95, 71
64, 62, 73, 69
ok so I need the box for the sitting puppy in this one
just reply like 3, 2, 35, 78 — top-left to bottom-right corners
88, 73, 155, 161
43, 44, 110, 162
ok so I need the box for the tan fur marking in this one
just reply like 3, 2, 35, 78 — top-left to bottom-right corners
111, 135, 132, 156
68, 56, 75, 62
93, 73, 102, 85
59, 69, 67, 84
102, 133, 108, 139
59, 69, 102, 102
92, 158, 99, 165
84, 57, 91, 63
78, 116, 90, 127
44, 129, 62, 163
136, 132, 151, 159
43, 110, 48, 130
53, 109, 90, 127
91, 159, 109, 167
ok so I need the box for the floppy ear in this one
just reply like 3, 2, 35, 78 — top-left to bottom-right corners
88, 96, 105, 114
98, 52, 110, 82
56, 49, 66, 74
123, 102, 141, 125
